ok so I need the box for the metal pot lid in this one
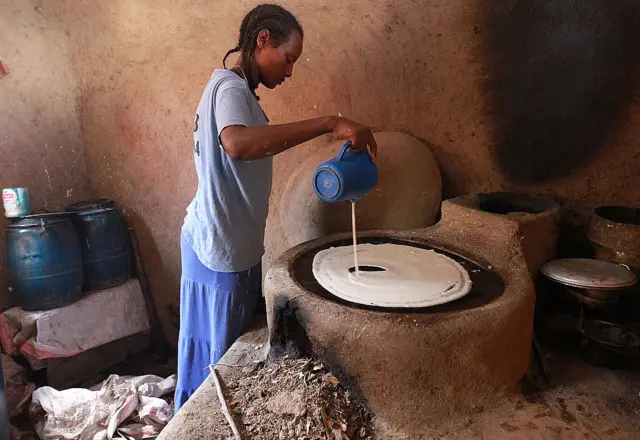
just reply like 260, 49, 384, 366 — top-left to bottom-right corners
541, 258, 637, 290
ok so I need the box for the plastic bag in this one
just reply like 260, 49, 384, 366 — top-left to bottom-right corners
30, 374, 176, 440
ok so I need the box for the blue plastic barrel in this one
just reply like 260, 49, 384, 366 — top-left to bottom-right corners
67, 201, 131, 291
5, 213, 84, 311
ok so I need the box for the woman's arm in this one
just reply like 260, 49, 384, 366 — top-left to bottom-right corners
220, 116, 378, 161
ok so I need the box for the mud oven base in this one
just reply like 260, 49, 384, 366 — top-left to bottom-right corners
265, 193, 558, 434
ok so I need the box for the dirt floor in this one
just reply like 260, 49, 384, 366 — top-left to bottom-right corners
199, 355, 640, 440
165, 351, 640, 440
376, 351, 640, 440
160, 316, 640, 440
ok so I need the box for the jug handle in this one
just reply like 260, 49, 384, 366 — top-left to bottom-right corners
336, 141, 352, 161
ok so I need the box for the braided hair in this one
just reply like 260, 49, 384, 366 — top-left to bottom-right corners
223, 4, 303, 96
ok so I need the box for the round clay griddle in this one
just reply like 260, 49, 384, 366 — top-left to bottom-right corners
541, 258, 637, 291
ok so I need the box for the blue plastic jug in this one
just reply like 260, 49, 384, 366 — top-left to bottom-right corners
312, 141, 378, 203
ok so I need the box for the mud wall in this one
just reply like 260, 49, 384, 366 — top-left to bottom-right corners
25, 0, 640, 340
0, 0, 90, 311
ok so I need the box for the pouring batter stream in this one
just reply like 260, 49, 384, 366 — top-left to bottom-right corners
352, 201, 359, 276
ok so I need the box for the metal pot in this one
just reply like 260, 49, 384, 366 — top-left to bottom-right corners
578, 318, 640, 369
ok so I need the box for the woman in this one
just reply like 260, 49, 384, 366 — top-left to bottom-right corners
176, 3, 377, 410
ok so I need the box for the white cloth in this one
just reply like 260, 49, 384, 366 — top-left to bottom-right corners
0, 279, 150, 369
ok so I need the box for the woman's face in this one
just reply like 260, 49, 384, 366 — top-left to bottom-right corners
254, 29, 303, 89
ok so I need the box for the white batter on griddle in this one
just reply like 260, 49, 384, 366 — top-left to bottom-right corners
312, 243, 473, 308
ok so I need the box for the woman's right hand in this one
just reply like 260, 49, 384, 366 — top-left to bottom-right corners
332, 117, 378, 162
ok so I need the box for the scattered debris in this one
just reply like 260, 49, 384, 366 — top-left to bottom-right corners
2, 354, 35, 418
225, 357, 373, 440
2, 353, 37, 438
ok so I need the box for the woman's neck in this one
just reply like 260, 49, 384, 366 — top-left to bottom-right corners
232, 54, 259, 92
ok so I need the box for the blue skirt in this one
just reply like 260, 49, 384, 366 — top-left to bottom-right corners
174, 234, 261, 412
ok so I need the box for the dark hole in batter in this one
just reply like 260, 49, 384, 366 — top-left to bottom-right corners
349, 265, 387, 273
442, 284, 456, 293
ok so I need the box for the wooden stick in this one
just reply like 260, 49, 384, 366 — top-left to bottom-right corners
209, 365, 242, 440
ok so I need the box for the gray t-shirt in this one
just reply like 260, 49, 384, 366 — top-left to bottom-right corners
182, 69, 272, 272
